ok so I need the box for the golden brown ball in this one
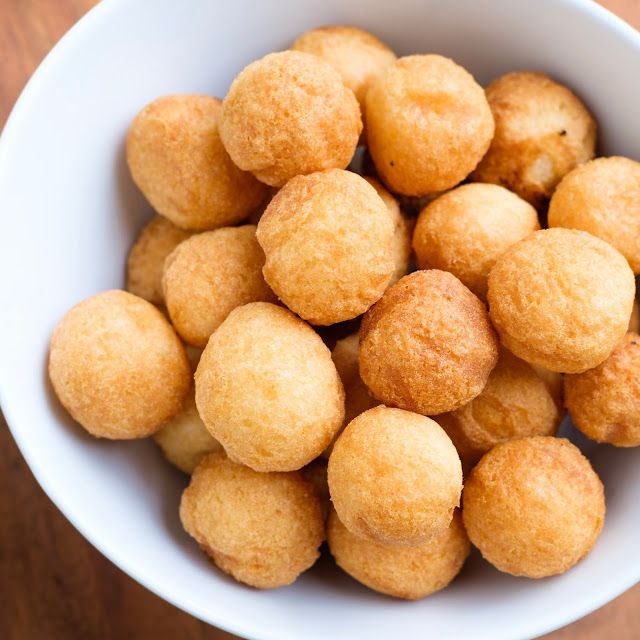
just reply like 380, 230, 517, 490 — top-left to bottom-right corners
126, 215, 193, 305
630, 299, 640, 333
180, 451, 324, 589
436, 349, 561, 469
328, 406, 462, 546
413, 183, 539, 300
328, 508, 469, 600
219, 51, 361, 187
565, 332, 640, 446
359, 270, 499, 415
487, 228, 635, 373
366, 55, 494, 196
532, 365, 564, 412
548, 156, 640, 273
256, 170, 395, 325
127, 95, 267, 230
472, 72, 596, 208
300, 459, 331, 521
49, 290, 190, 439
462, 437, 605, 578
195, 302, 344, 471
162, 225, 275, 347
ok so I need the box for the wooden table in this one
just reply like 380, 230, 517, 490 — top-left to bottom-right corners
1, 1, 639, 638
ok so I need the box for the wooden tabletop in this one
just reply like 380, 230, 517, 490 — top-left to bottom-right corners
1, 1, 639, 639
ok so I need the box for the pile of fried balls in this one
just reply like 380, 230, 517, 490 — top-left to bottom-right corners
48, 26, 640, 599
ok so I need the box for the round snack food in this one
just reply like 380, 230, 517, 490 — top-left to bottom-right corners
359, 270, 499, 415
548, 156, 640, 273
462, 437, 605, 578
364, 177, 412, 285
532, 365, 564, 412
366, 55, 494, 195
195, 302, 344, 471
127, 95, 267, 230
219, 51, 361, 187
49, 290, 190, 439
565, 332, 640, 447
154, 387, 222, 474
488, 228, 635, 373
126, 215, 193, 305
472, 71, 596, 208
162, 225, 275, 347
436, 349, 561, 469
180, 451, 324, 589
328, 406, 463, 545
257, 170, 395, 325
413, 183, 539, 299
291, 26, 396, 114
328, 509, 470, 600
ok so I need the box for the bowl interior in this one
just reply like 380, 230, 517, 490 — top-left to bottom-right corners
1, 1, 639, 639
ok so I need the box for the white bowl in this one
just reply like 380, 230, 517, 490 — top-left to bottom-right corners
1, 0, 639, 638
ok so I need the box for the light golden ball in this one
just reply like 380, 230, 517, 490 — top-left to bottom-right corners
462, 437, 605, 578
359, 270, 499, 415
49, 290, 190, 439
328, 406, 463, 546
127, 95, 267, 230
488, 228, 635, 373
195, 302, 344, 471
219, 51, 361, 187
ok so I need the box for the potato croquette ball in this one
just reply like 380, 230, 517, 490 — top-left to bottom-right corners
565, 332, 640, 447
180, 452, 324, 588
413, 184, 539, 300
366, 55, 494, 196
436, 349, 561, 469
548, 157, 640, 273
291, 26, 396, 113
462, 437, 605, 578
364, 177, 412, 285
195, 302, 344, 471
154, 387, 222, 474
488, 228, 635, 373
328, 406, 462, 546
328, 509, 469, 600
630, 299, 640, 333
127, 96, 267, 230
472, 72, 596, 208
126, 215, 193, 305
257, 170, 395, 325
359, 270, 499, 415
162, 225, 275, 347
49, 290, 190, 439
301, 459, 331, 520
219, 51, 361, 187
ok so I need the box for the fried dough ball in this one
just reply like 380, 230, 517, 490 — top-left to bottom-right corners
328, 509, 469, 600
153, 387, 222, 474
532, 365, 564, 412
472, 72, 596, 208
488, 228, 635, 373
180, 451, 324, 589
301, 459, 331, 520
195, 303, 344, 471
630, 299, 640, 333
162, 225, 275, 347
126, 215, 193, 305
436, 349, 561, 469
366, 55, 494, 196
127, 96, 267, 230
413, 184, 539, 300
462, 437, 605, 578
565, 332, 640, 446
291, 26, 396, 114
257, 170, 394, 324
359, 270, 499, 415
548, 157, 640, 273
49, 290, 190, 439
364, 177, 412, 285
219, 51, 361, 187
328, 406, 462, 545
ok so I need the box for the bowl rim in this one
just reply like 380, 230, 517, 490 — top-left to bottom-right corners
1, 0, 639, 638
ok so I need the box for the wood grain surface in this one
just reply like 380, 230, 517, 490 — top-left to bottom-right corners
1, 1, 639, 639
